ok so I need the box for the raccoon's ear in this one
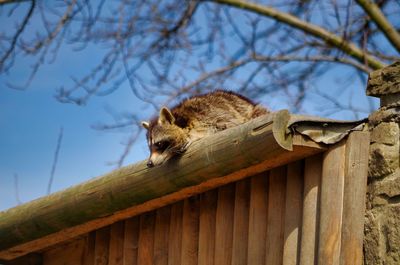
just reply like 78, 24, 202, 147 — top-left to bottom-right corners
141, 121, 150, 130
159, 107, 175, 125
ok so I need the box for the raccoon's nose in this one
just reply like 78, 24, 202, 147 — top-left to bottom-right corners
147, 160, 154, 168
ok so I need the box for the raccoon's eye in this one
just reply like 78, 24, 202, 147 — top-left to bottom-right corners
154, 140, 171, 152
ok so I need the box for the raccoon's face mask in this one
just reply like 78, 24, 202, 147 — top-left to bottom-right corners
142, 107, 188, 167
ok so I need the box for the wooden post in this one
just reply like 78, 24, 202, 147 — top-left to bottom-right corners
247, 173, 268, 265
198, 190, 217, 265
299, 155, 322, 265
283, 161, 303, 265
318, 142, 346, 265
265, 166, 287, 265
340, 132, 370, 265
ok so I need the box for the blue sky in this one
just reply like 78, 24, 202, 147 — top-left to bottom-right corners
0, 2, 380, 211
0, 37, 151, 210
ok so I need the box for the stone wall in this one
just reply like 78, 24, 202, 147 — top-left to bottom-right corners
364, 62, 400, 265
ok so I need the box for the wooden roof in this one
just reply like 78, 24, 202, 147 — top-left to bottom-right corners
0, 110, 365, 260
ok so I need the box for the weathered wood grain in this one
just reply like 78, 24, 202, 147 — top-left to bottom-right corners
109, 222, 124, 265
181, 197, 200, 265
0, 113, 325, 260
43, 237, 86, 265
247, 173, 268, 265
153, 207, 171, 265
198, 190, 217, 265
299, 155, 322, 265
283, 161, 303, 265
18, 132, 369, 265
339, 132, 370, 265
231, 179, 251, 265
214, 184, 235, 265
137, 212, 155, 265
265, 166, 287, 265
123, 217, 139, 265
318, 142, 346, 265
83, 232, 95, 265
167, 202, 183, 265
94, 227, 110, 265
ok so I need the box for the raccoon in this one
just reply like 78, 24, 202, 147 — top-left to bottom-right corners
141, 90, 268, 167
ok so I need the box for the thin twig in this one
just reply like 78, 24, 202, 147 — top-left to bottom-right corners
115, 128, 142, 168
47, 127, 63, 195
0, 0, 30, 5
0, 0, 35, 71
356, 0, 400, 53
212, 0, 387, 69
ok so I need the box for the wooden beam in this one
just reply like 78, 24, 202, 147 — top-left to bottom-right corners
339, 131, 370, 265
283, 161, 303, 265
318, 141, 347, 265
299, 154, 322, 265
0, 112, 325, 260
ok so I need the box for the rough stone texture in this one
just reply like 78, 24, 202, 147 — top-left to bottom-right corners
385, 206, 400, 265
369, 169, 400, 208
369, 142, 399, 178
369, 107, 400, 126
370, 122, 399, 145
367, 61, 400, 97
373, 169, 400, 198
364, 211, 383, 265
381, 93, 400, 107
364, 61, 400, 265
364, 205, 400, 265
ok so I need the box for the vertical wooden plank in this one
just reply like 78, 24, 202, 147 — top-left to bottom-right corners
181, 196, 200, 265
109, 221, 125, 265
283, 161, 303, 265
214, 184, 235, 265
265, 166, 287, 265
123, 217, 140, 265
299, 155, 322, 265
138, 212, 156, 265
83, 232, 96, 265
168, 201, 183, 265
340, 132, 370, 265
247, 173, 268, 265
198, 189, 217, 265
43, 237, 86, 265
232, 179, 251, 265
154, 206, 171, 265
95, 227, 110, 265
318, 142, 346, 265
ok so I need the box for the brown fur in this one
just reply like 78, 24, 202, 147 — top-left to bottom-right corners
142, 90, 268, 167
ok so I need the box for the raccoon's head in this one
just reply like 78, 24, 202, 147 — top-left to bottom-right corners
142, 107, 188, 167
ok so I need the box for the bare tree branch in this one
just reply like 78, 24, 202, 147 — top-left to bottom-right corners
212, 0, 387, 69
252, 54, 373, 73
0, 0, 35, 71
113, 129, 142, 169
47, 127, 63, 195
0, 0, 29, 6
356, 0, 400, 53
21, 0, 77, 54
1, 0, 397, 166
172, 53, 371, 96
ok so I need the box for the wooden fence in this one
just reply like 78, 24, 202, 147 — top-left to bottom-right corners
39, 133, 368, 265
0, 113, 369, 265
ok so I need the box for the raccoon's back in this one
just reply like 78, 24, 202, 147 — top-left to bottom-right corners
171, 90, 268, 131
